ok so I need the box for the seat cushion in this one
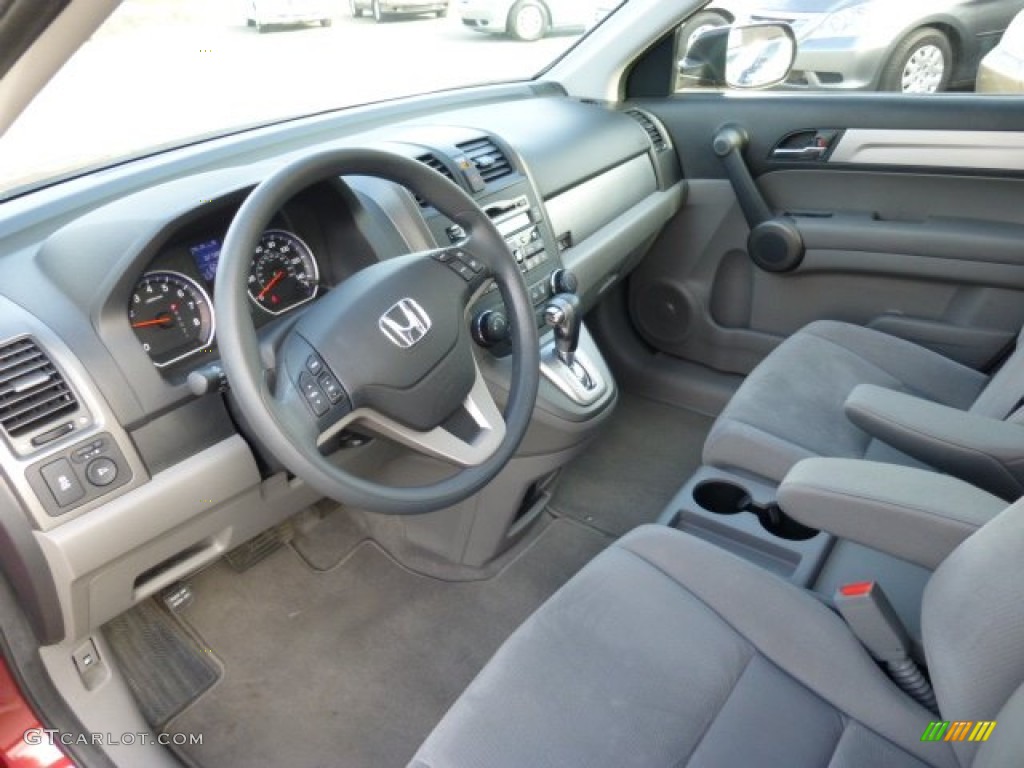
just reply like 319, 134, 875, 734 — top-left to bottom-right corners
703, 321, 989, 484
410, 526, 957, 768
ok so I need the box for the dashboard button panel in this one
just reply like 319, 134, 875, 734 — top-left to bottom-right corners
28, 433, 132, 517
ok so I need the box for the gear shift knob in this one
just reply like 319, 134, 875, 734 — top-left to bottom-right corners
544, 292, 581, 368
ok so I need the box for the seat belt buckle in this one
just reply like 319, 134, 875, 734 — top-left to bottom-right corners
834, 581, 910, 663
834, 580, 938, 713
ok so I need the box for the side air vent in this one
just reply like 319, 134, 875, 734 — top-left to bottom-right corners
0, 338, 78, 437
625, 109, 669, 152
414, 154, 457, 207
456, 137, 514, 184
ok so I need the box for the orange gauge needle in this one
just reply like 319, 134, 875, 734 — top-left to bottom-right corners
258, 270, 286, 300
132, 314, 173, 329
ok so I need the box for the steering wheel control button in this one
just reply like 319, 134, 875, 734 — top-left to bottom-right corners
306, 355, 325, 377
299, 372, 330, 417
86, 457, 118, 487
318, 373, 345, 403
41, 458, 85, 507
434, 250, 456, 263
449, 261, 475, 281
456, 252, 484, 273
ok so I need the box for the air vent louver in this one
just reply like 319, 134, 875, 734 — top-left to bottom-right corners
625, 109, 668, 152
456, 137, 514, 184
414, 154, 457, 207
0, 338, 78, 437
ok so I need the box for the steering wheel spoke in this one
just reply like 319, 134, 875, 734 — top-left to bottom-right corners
340, 361, 505, 467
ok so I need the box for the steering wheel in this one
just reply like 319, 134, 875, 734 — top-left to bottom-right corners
215, 148, 540, 514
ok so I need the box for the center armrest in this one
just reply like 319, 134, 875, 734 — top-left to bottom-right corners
844, 383, 1024, 500
778, 458, 1005, 569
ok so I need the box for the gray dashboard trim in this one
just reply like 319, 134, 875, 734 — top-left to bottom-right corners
545, 155, 658, 247
35, 435, 259, 640
561, 181, 686, 308
830, 129, 1024, 170
0, 478, 63, 644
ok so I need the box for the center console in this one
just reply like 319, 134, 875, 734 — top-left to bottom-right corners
659, 466, 834, 587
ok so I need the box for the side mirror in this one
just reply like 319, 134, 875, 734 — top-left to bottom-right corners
678, 22, 797, 90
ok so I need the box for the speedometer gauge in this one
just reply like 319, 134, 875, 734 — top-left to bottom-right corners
129, 271, 215, 367
248, 229, 320, 314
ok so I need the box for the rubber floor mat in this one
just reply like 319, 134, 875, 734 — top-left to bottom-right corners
104, 598, 221, 729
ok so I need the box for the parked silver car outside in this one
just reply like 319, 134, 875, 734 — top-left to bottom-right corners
349, 0, 449, 22
458, 0, 603, 41
680, 0, 1024, 93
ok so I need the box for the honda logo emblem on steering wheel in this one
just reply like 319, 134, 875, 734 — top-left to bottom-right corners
379, 298, 432, 349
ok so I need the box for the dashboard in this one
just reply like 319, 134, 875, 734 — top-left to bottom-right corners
0, 88, 685, 647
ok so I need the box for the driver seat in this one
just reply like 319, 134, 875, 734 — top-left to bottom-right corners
410, 502, 1024, 767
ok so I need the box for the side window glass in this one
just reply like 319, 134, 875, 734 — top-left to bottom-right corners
674, 3, 1024, 96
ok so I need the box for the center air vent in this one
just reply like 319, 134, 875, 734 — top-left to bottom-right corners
625, 109, 669, 152
456, 137, 513, 184
414, 154, 457, 207
0, 338, 78, 437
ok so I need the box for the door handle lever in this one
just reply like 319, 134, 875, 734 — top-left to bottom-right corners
772, 145, 827, 159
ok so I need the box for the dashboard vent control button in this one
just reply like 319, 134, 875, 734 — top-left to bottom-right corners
30, 420, 76, 447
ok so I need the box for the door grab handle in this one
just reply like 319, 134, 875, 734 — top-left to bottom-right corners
714, 125, 805, 273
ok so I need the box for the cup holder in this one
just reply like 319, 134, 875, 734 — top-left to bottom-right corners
754, 504, 819, 542
692, 480, 818, 541
693, 481, 751, 515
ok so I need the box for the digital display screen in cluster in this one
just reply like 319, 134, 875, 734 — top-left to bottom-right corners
189, 239, 222, 283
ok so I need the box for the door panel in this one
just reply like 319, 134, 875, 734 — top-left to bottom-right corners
627, 94, 1024, 376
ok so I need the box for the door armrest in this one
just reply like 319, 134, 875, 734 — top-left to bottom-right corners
778, 458, 1005, 569
844, 383, 1024, 500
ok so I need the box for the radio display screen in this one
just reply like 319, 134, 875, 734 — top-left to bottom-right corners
496, 212, 531, 238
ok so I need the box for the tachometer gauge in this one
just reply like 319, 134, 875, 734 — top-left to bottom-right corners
248, 229, 320, 314
129, 271, 215, 367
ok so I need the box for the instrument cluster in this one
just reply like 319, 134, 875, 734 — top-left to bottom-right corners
128, 227, 321, 369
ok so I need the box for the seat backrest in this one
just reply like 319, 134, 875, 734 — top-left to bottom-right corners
923, 496, 1024, 767
969, 336, 1024, 421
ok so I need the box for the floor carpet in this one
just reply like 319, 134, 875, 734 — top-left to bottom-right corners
549, 392, 714, 536
166, 517, 609, 768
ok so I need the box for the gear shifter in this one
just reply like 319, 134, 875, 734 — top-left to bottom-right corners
538, 272, 603, 404
544, 292, 581, 368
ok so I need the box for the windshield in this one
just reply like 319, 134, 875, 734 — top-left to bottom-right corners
0, 0, 624, 200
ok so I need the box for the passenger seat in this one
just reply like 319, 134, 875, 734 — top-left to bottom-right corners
703, 320, 1024, 499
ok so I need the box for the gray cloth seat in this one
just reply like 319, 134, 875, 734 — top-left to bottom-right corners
411, 509, 1024, 768
703, 320, 1001, 484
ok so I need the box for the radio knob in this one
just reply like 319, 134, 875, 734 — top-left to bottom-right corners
472, 310, 510, 348
549, 268, 579, 295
